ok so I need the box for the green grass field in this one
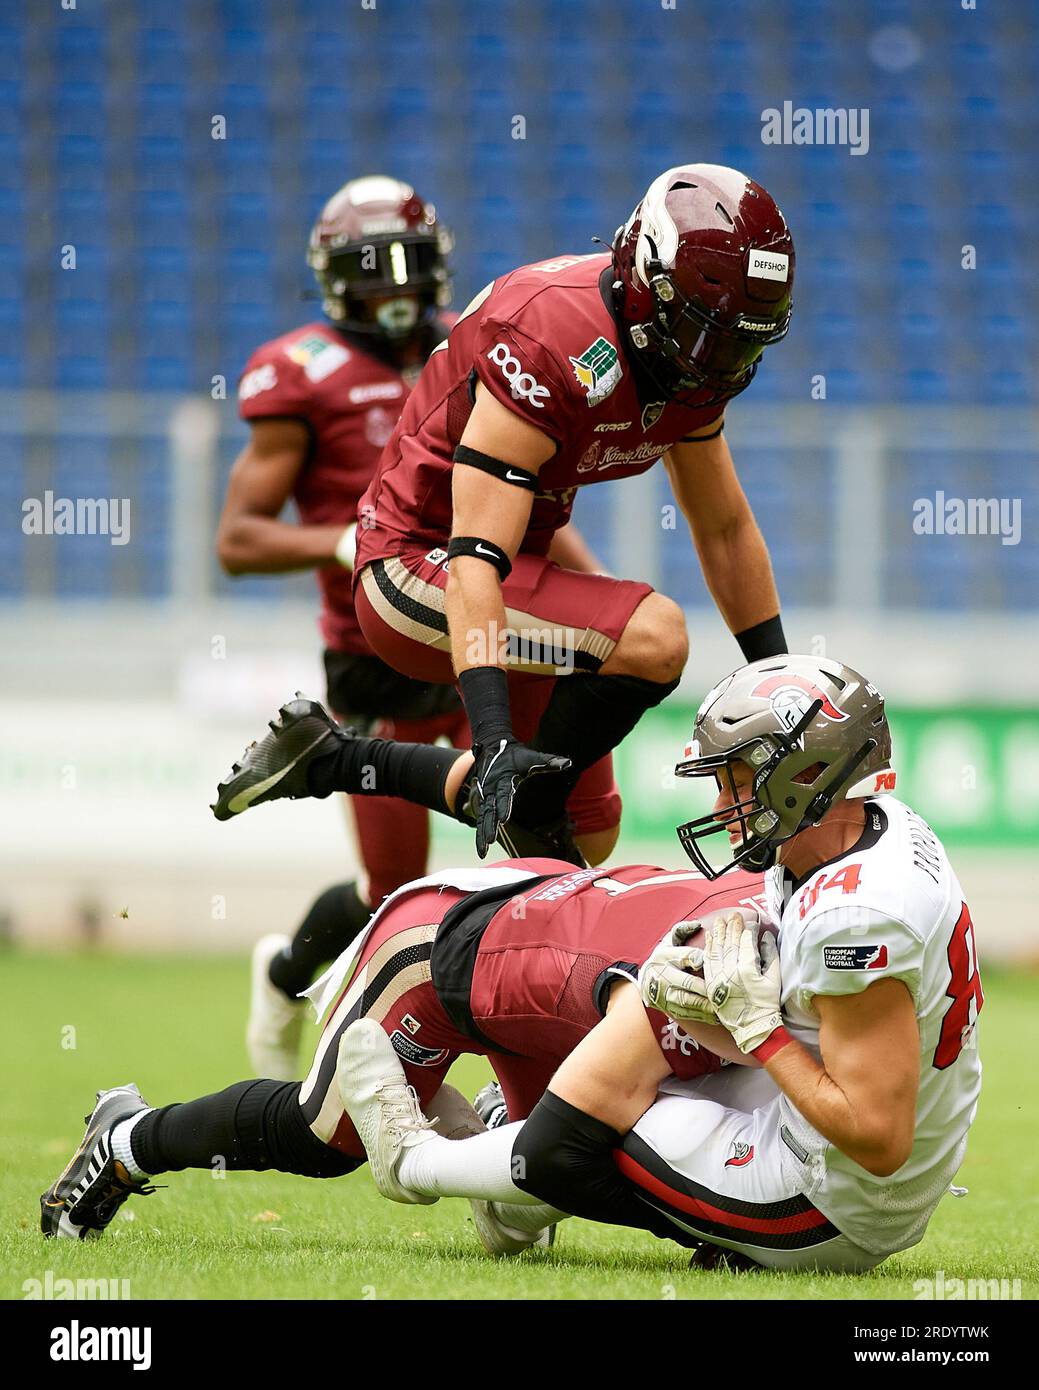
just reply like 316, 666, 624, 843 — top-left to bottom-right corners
3, 952, 1037, 1301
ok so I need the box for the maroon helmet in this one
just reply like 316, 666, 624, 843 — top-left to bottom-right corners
612, 164, 795, 405
307, 175, 453, 340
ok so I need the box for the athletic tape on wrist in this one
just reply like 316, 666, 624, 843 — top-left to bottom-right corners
453, 444, 538, 491
751, 1025, 793, 1063
447, 535, 512, 580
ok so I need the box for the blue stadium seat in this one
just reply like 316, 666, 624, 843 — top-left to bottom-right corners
903, 370, 954, 404
137, 191, 192, 250
0, 80, 22, 138
137, 83, 188, 139
55, 81, 106, 139
141, 301, 193, 357
56, 352, 107, 389
135, 136, 190, 192
220, 193, 274, 250
57, 145, 107, 205
212, 85, 271, 141
139, 27, 189, 82
300, 29, 353, 85
140, 355, 192, 391
56, 24, 105, 79
218, 29, 271, 84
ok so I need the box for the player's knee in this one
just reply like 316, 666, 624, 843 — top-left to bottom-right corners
611, 593, 688, 683
512, 1125, 573, 1208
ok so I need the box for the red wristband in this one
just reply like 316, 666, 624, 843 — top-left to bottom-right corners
751, 1025, 793, 1063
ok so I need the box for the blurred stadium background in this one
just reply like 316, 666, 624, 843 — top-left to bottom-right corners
1, 1, 1035, 962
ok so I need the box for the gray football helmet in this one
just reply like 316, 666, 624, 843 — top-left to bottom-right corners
675, 656, 895, 877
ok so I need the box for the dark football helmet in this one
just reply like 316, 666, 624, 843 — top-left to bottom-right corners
612, 164, 795, 405
674, 656, 895, 878
307, 175, 453, 340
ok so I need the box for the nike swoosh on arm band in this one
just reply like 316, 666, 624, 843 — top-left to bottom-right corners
447, 535, 512, 580
453, 444, 538, 491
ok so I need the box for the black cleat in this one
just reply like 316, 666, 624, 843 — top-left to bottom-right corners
211, 695, 346, 821
496, 813, 587, 868
688, 1241, 760, 1272
41, 1084, 156, 1240
473, 1080, 509, 1130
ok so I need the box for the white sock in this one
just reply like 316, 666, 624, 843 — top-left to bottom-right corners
110, 1111, 153, 1181
491, 1201, 569, 1234
398, 1120, 541, 1203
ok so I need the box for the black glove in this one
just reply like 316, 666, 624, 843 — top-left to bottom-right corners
471, 737, 571, 859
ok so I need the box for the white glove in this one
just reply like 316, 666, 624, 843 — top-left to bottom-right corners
702, 910, 783, 1054
639, 943, 717, 1025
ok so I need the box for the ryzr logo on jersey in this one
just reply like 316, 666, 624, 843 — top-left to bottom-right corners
239, 363, 277, 400
487, 343, 550, 408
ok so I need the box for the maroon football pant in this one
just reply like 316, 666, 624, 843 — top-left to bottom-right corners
354, 548, 648, 835
297, 886, 560, 1160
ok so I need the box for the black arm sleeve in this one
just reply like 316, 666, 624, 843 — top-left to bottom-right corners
511, 1090, 696, 1246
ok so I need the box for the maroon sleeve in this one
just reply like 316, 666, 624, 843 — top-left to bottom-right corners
471, 314, 576, 444
237, 342, 312, 424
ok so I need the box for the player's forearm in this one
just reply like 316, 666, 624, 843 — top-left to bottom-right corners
547, 521, 605, 575
762, 1036, 909, 1176
680, 1020, 760, 1066
694, 510, 781, 636
216, 515, 345, 575
446, 559, 511, 677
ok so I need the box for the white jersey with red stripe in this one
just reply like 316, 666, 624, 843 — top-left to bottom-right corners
764, 794, 983, 1254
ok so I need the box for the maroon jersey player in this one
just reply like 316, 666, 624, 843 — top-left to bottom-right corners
353, 163, 797, 867
216, 177, 469, 1080
42, 856, 768, 1255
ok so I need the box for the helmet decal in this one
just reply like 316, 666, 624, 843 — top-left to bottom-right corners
634, 168, 682, 285
747, 248, 791, 282
346, 175, 415, 207
751, 673, 849, 729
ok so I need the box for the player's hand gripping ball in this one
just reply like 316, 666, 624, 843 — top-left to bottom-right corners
638, 920, 717, 1024
701, 909, 783, 1054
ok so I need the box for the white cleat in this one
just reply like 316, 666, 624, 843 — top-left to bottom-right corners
427, 1082, 557, 1256
469, 1200, 558, 1258
246, 934, 306, 1081
336, 1019, 438, 1205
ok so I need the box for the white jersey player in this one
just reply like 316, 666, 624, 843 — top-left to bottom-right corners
334, 656, 983, 1272
760, 791, 983, 1256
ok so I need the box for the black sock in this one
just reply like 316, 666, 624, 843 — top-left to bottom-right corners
130, 1080, 360, 1179
512, 672, 680, 825
268, 881, 371, 998
306, 735, 462, 815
